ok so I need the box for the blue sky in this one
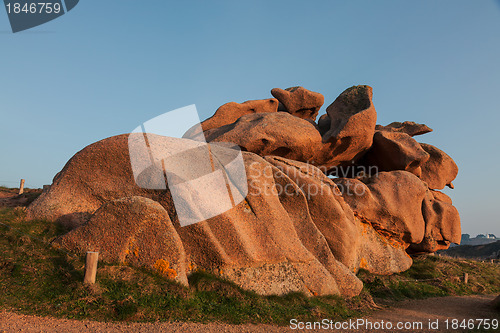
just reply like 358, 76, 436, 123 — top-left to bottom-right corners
1, 0, 499, 236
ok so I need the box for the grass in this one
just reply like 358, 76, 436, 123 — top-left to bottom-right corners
358, 254, 500, 302
1, 206, 499, 325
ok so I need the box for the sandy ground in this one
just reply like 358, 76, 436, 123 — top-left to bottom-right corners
0, 295, 498, 333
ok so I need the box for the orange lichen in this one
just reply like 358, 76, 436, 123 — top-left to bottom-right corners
188, 261, 195, 272
359, 257, 368, 270
354, 211, 407, 248
153, 259, 178, 279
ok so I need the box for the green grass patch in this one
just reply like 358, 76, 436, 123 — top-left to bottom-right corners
358, 255, 500, 302
1, 206, 499, 325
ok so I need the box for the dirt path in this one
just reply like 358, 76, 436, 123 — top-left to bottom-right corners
0, 295, 498, 333
359, 294, 499, 332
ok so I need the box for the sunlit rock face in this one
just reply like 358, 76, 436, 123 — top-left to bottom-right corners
27, 85, 460, 297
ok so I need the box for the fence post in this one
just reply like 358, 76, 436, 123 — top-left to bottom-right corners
18, 179, 25, 195
84, 252, 99, 284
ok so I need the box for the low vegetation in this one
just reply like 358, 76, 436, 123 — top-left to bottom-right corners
1, 206, 499, 325
359, 255, 500, 302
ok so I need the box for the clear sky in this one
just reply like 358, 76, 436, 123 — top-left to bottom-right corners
1, 0, 499, 236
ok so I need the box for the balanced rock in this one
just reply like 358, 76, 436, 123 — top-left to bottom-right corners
185, 99, 279, 139
205, 112, 323, 164
419, 143, 458, 189
376, 121, 433, 137
321, 85, 377, 167
54, 196, 188, 286
271, 86, 324, 121
359, 131, 430, 177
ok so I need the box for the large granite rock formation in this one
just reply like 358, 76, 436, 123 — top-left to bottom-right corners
27, 84, 461, 297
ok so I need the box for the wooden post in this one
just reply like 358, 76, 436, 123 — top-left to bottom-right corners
463, 273, 469, 284
83, 252, 99, 284
18, 179, 25, 195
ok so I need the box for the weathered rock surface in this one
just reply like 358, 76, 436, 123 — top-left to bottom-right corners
333, 171, 427, 244
26, 134, 158, 228
321, 85, 377, 167
430, 190, 453, 204
205, 112, 324, 164
355, 221, 413, 275
181, 153, 362, 297
184, 99, 279, 139
409, 189, 461, 253
376, 121, 433, 137
266, 156, 412, 275
264, 156, 360, 270
419, 143, 458, 190
317, 113, 331, 136
359, 131, 430, 177
54, 196, 188, 285
271, 86, 324, 121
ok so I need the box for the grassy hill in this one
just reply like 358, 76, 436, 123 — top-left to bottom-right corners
1, 206, 499, 324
